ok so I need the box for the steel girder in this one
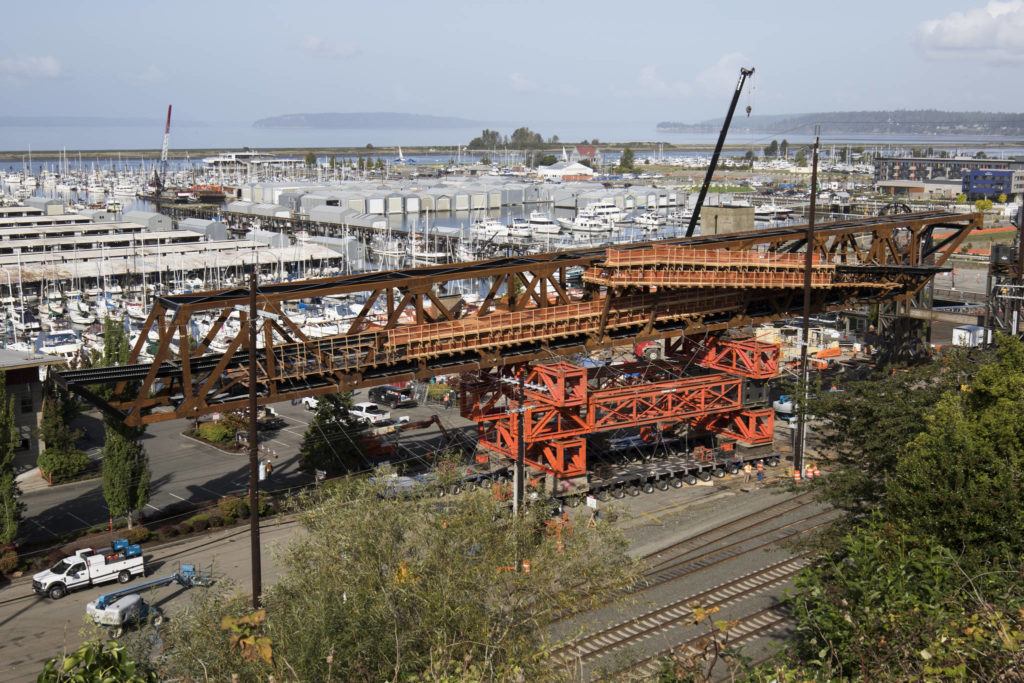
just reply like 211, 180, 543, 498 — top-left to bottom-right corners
54, 212, 981, 424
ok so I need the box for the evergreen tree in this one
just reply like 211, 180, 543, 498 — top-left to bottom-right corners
97, 316, 150, 528
102, 422, 150, 529
298, 393, 367, 476
617, 147, 635, 173
36, 384, 89, 482
0, 371, 21, 544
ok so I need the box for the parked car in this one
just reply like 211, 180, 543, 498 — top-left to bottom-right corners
301, 396, 319, 411
349, 401, 391, 425
368, 385, 417, 408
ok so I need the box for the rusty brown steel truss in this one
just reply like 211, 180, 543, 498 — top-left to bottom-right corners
55, 211, 981, 425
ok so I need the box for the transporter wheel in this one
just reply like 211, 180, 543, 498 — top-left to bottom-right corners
656, 479, 670, 491
768, 457, 780, 468
48, 584, 66, 600
118, 570, 131, 584
698, 471, 712, 482
669, 477, 683, 488
626, 484, 641, 497
152, 613, 164, 627
465, 480, 478, 492
596, 490, 611, 502
480, 477, 492, 489
727, 465, 740, 475
712, 468, 726, 478
611, 487, 626, 499
497, 475, 510, 485
449, 483, 463, 495
642, 482, 655, 494
684, 474, 698, 486
112, 626, 124, 638
566, 496, 581, 507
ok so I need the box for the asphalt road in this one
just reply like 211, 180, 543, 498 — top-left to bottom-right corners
20, 390, 463, 546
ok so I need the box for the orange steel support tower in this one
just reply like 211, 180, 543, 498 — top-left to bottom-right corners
461, 337, 779, 478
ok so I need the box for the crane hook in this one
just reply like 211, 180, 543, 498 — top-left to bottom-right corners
745, 105, 752, 117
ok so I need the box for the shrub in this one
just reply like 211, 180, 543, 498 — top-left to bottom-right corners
218, 495, 248, 519
188, 515, 209, 532
37, 448, 90, 483
175, 522, 192, 536
222, 515, 236, 526
198, 421, 234, 444
157, 525, 179, 542
0, 551, 18, 574
124, 526, 151, 544
208, 515, 224, 528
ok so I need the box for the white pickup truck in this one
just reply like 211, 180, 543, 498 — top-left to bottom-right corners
350, 401, 391, 425
32, 540, 145, 599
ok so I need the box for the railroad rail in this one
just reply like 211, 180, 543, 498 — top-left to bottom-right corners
54, 211, 980, 425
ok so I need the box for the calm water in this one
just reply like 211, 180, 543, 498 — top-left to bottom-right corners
3, 120, 1024, 154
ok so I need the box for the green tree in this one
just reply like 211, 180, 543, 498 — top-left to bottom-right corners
537, 154, 558, 167
578, 158, 593, 169
804, 350, 969, 525
102, 422, 150, 529
509, 126, 543, 149
975, 198, 994, 211
0, 371, 21, 544
97, 316, 150, 528
480, 156, 492, 165
795, 149, 808, 166
161, 473, 643, 681
885, 336, 1024, 566
36, 384, 88, 483
956, 192, 968, 203
764, 139, 779, 157
329, 155, 336, 169
998, 192, 1008, 203
617, 146, 635, 173
779, 139, 789, 157
468, 129, 501, 149
298, 393, 367, 476
304, 151, 317, 167
743, 149, 755, 161
976, 150, 988, 159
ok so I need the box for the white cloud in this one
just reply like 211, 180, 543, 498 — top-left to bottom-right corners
0, 55, 62, 79
299, 35, 360, 60
122, 65, 168, 87
637, 65, 691, 97
508, 72, 538, 92
919, 1, 1024, 62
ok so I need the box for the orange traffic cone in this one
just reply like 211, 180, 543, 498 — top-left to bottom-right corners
556, 539, 564, 553
813, 464, 821, 477
522, 559, 531, 574
793, 469, 802, 484
805, 466, 814, 480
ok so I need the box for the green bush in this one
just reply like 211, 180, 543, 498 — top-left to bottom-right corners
198, 421, 236, 444
221, 515, 235, 526
175, 522, 192, 536
188, 514, 210, 532
37, 448, 90, 483
157, 525, 179, 542
218, 495, 249, 519
208, 515, 224, 528
124, 526, 151, 544
0, 551, 18, 574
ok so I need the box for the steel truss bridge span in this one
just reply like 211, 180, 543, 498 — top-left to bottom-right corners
55, 211, 981, 425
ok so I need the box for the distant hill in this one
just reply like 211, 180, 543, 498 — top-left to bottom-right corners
0, 116, 207, 128
253, 112, 480, 129
657, 110, 1024, 136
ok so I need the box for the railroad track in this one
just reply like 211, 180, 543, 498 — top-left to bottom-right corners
550, 553, 811, 668
642, 492, 816, 568
604, 605, 792, 681
645, 509, 834, 587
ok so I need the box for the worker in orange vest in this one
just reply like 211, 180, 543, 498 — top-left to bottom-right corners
756, 460, 764, 483
743, 462, 752, 482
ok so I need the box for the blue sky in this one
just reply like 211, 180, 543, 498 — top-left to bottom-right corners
1, 0, 1022, 127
